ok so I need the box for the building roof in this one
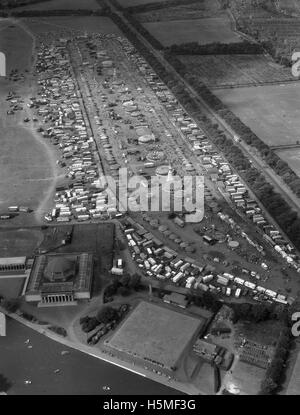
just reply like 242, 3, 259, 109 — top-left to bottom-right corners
44, 257, 76, 282
0, 257, 26, 266
193, 339, 218, 356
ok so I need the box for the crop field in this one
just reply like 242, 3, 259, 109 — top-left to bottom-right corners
276, 148, 300, 177
23, 16, 122, 35
136, 0, 222, 22
215, 83, 300, 146
178, 54, 295, 88
122, 0, 170, 7
245, 17, 300, 37
14, 0, 101, 9
142, 17, 241, 46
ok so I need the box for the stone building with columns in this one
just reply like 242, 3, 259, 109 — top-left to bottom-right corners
25, 252, 93, 307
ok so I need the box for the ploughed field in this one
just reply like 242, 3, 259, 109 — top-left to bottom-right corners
23, 16, 122, 35
13, 0, 101, 10
214, 83, 300, 147
121, 0, 172, 7
142, 16, 241, 46
135, 0, 222, 22
178, 54, 295, 88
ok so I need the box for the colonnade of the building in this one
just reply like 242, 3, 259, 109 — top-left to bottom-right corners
0, 263, 25, 273
41, 294, 74, 304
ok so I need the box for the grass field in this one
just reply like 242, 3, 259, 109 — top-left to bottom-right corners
215, 83, 300, 146
179, 54, 294, 88
14, 0, 101, 10
0, 278, 25, 299
142, 17, 241, 46
0, 228, 43, 257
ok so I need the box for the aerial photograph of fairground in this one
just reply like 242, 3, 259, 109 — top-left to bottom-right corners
2, 0, 300, 399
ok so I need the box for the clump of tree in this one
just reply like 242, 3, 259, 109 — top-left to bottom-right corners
260, 327, 292, 394
231, 301, 289, 324
104, 273, 142, 300
189, 289, 222, 313
1, 298, 19, 313
96, 305, 119, 325
48, 326, 67, 337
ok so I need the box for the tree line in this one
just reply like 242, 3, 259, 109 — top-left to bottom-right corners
167, 40, 265, 55
8, 9, 108, 16
0, 0, 49, 8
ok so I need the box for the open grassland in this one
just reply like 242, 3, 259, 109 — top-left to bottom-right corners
215, 83, 300, 146
0, 125, 57, 211
14, 0, 101, 10
142, 17, 241, 46
136, 0, 222, 22
178, 54, 295, 88
0, 24, 32, 73
0, 228, 43, 257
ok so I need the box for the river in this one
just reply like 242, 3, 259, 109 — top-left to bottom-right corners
0, 318, 181, 395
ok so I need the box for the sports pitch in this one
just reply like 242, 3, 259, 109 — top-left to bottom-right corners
107, 301, 205, 369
